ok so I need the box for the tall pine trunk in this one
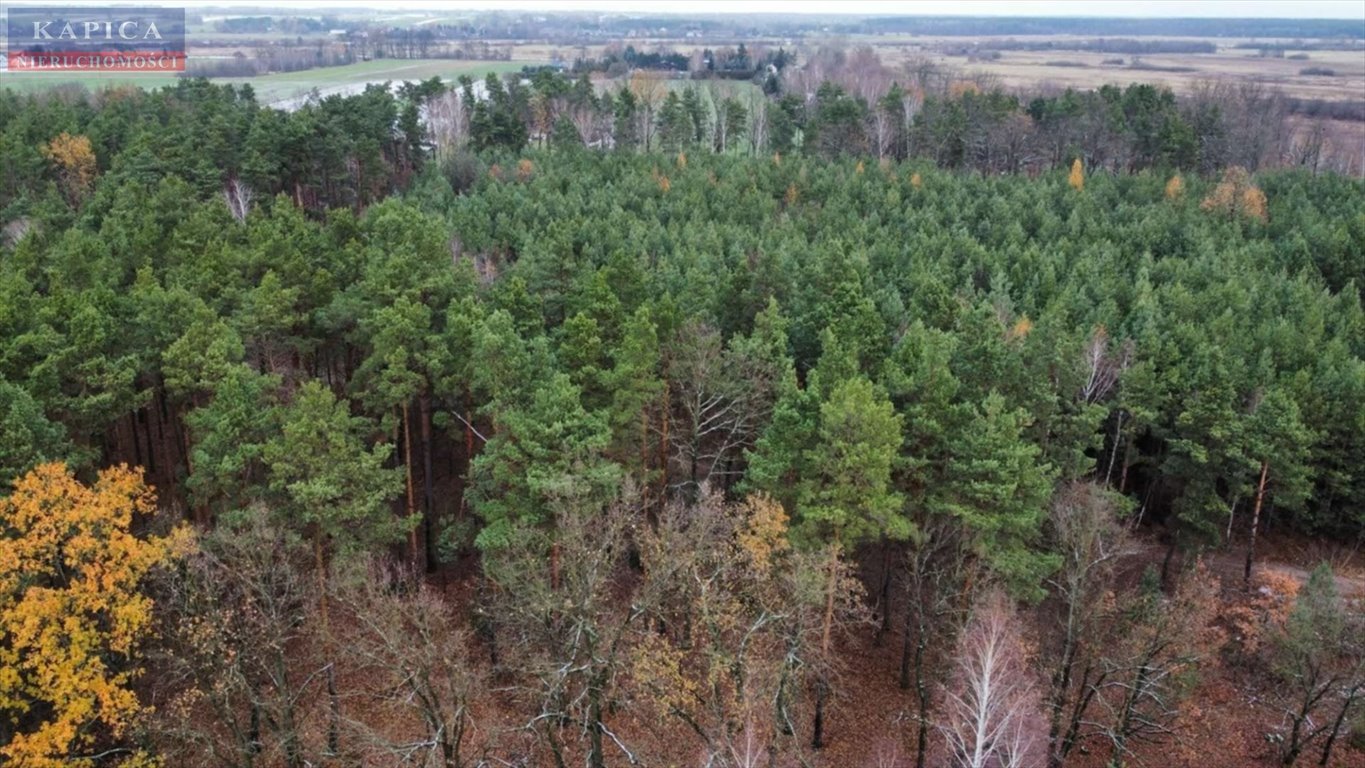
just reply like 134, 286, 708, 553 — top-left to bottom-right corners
1319, 684, 1361, 767
420, 394, 436, 572
876, 539, 892, 646
822, 537, 840, 655
814, 536, 840, 749
658, 379, 670, 499
1245, 459, 1269, 586
403, 402, 418, 570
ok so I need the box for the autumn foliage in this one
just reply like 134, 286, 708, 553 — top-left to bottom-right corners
1068, 158, 1085, 191
0, 463, 188, 767
1165, 173, 1185, 200
516, 157, 535, 181
41, 132, 97, 205
949, 80, 982, 98
1201, 166, 1269, 222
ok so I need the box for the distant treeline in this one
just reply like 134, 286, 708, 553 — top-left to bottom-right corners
1233, 40, 1365, 52
183, 44, 359, 78
214, 15, 336, 34
182, 38, 512, 80
1285, 97, 1365, 122
847, 16, 1365, 39
978, 38, 1217, 54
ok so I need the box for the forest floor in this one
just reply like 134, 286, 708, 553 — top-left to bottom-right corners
424, 531, 1365, 767
806, 533, 1365, 768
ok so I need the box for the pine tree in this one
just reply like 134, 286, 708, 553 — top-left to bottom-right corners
263, 381, 407, 580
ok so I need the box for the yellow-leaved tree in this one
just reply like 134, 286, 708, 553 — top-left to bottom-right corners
0, 463, 190, 767
515, 157, 534, 182
1201, 165, 1268, 222
1068, 157, 1085, 191
41, 132, 97, 206
1165, 173, 1185, 201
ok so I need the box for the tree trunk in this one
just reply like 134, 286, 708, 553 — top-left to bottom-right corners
128, 411, 143, 469
247, 702, 262, 764
876, 539, 892, 646
142, 407, 158, 476
1119, 441, 1132, 493
775, 654, 794, 736
327, 663, 340, 756
464, 392, 475, 467
404, 402, 419, 570
588, 676, 606, 768
1283, 702, 1308, 767
1246, 459, 1269, 586
1048, 638, 1078, 768
914, 622, 930, 768
1060, 665, 1099, 762
550, 540, 562, 591
689, 434, 699, 492
1160, 537, 1177, 590
1104, 411, 1124, 488
315, 531, 329, 630
659, 379, 670, 498
640, 407, 650, 486
822, 538, 840, 655
544, 719, 568, 768
1110, 657, 1155, 768
420, 394, 436, 572
812, 679, 827, 749
899, 589, 914, 690
812, 537, 840, 751
1319, 685, 1360, 767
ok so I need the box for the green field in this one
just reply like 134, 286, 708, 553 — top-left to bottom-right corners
0, 72, 183, 94
0, 59, 534, 103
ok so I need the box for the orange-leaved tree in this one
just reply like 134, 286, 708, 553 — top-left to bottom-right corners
1165, 173, 1184, 201
41, 132, 97, 206
0, 463, 190, 767
1201, 165, 1268, 222
1068, 157, 1085, 191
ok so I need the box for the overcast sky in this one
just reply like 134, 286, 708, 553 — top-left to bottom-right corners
373, 1, 1365, 18
3, 0, 1364, 18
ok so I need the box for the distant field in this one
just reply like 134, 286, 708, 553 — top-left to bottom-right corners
217, 59, 531, 102
1, 59, 534, 103
868, 37, 1365, 103
4, 29, 1359, 113
0, 73, 183, 93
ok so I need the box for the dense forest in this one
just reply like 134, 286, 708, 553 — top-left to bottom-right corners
0, 73, 1363, 768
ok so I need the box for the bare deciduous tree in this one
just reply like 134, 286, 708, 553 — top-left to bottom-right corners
629, 71, 666, 152
747, 88, 769, 157
900, 517, 971, 768
940, 588, 1046, 768
665, 322, 783, 495
634, 490, 790, 766
1043, 482, 1127, 768
426, 89, 470, 161
1091, 562, 1222, 766
633, 489, 864, 766
484, 486, 662, 768
330, 561, 483, 767
150, 507, 326, 768
1267, 564, 1365, 767
224, 177, 254, 223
